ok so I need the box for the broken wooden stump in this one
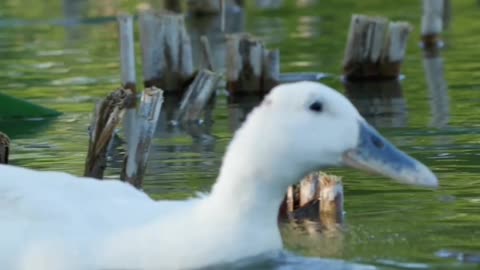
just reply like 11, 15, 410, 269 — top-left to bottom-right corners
0, 132, 10, 164
84, 88, 135, 179
139, 10, 195, 94
226, 33, 280, 95
121, 87, 164, 189
421, 0, 450, 53
175, 70, 221, 123
342, 14, 412, 81
279, 172, 344, 226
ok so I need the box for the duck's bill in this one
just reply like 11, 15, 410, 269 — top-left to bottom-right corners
342, 121, 438, 188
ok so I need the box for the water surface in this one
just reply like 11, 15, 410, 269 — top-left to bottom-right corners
1, 0, 480, 269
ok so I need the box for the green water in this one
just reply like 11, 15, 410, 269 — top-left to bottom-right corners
1, 0, 480, 269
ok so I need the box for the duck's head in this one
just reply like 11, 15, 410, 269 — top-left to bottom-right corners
237, 81, 437, 188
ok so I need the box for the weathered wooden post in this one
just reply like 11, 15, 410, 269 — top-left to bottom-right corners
421, 0, 450, 51
279, 173, 344, 223
422, 0, 450, 128
84, 88, 134, 179
176, 70, 221, 123
0, 132, 10, 164
342, 15, 412, 81
226, 33, 280, 95
121, 87, 164, 188
139, 10, 195, 94
117, 13, 139, 164
200, 36, 214, 71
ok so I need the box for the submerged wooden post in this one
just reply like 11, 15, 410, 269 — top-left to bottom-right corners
176, 70, 221, 123
139, 10, 194, 94
0, 132, 10, 164
343, 15, 412, 81
226, 33, 280, 95
121, 87, 164, 189
84, 88, 134, 179
118, 14, 138, 161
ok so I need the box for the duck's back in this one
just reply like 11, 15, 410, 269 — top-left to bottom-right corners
0, 165, 194, 269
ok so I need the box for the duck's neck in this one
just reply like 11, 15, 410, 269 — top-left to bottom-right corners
207, 127, 304, 223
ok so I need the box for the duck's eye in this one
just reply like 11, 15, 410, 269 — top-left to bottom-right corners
309, 101, 323, 113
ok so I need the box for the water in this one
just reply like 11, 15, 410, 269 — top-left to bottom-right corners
1, 0, 480, 269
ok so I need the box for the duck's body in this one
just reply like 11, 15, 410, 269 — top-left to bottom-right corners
0, 82, 437, 270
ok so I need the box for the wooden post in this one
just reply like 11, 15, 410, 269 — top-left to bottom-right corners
0, 132, 10, 164
187, 0, 221, 14
262, 49, 280, 92
299, 173, 320, 207
176, 70, 221, 123
121, 87, 164, 189
164, 0, 182, 13
226, 33, 280, 95
421, 0, 447, 50
422, 0, 450, 128
200, 36, 214, 71
84, 88, 134, 179
139, 10, 194, 94
343, 15, 412, 81
117, 13, 138, 166
279, 172, 344, 222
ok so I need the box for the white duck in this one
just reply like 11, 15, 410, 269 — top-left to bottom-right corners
0, 82, 437, 270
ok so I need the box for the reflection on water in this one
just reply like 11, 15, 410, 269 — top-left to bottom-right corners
344, 80, 408, 128
1, 0, 480, 269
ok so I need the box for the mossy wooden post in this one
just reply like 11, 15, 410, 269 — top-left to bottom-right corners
139, 10, 194, 94
118, 14, 138, 162
342, 15, 412, 81
176, 70, 221, 123
0, 132, 10, 164
121, 87, 164, 189
226, 33, 280, 95
84, 88, 134, 179
164, 0, 182, 13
